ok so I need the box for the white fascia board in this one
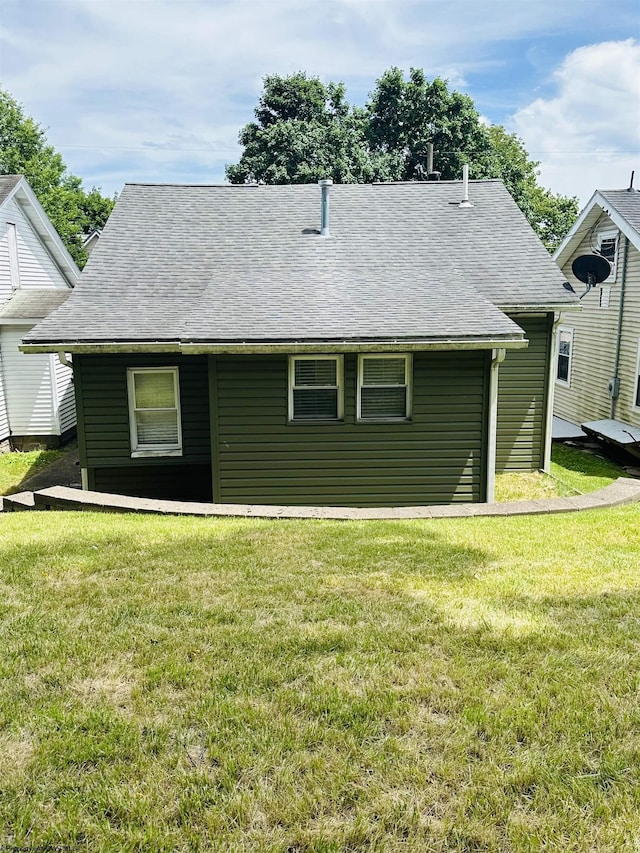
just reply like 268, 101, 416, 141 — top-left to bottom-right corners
554, 191, 640, 266
4, 179, 81, 288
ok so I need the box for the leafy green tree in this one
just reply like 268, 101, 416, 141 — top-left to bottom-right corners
366, 67, 494, 181
227, 70, 578, 250
226, 73, 398, 185
0, 89, 115, 267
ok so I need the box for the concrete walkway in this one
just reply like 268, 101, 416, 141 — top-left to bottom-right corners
3, 477, 640, 519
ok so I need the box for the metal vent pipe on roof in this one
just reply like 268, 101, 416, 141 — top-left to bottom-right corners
459, 164, 474, 208
319, 178, 332, 236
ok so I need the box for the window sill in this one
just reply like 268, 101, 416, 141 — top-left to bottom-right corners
131, 448, 183, 458
288, 419, 344, 426
555, 380, 570, 389
357, 417, 412, 424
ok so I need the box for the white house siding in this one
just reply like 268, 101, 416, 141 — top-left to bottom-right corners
0, 347, 9, 442
0, 325, 57, 435
0, 197, 70, 303
613, 239, 640, 426
553, 219, 633, 426
53, 354, 76, 433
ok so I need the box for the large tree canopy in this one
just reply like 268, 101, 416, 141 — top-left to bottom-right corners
0, 89, 115, 268
226, 70, 578, 251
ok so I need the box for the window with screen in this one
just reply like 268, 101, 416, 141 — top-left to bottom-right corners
357, 354, 411, 420
127, 367, 182, 455
289, 356, 343, 421
556, 328, 573, 386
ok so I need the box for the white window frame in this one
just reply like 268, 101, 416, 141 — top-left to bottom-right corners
288, 355, 344, 422
597, 229, 618, 282
556, 326, 574, 388
599, 285, 611, 309
127, 367, 182, 457
357, 353, 412, 421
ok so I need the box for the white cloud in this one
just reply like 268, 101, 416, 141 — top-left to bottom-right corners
1, 1, 637, 198
512, 40, 640, 204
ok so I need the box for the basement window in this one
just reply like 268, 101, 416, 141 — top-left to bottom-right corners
289, 356, 343, 421
127, 367, 182, 456
556, 327, 574, 387
357, 354, 411, 420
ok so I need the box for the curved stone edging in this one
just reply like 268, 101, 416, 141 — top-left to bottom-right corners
7, 477, 638, 519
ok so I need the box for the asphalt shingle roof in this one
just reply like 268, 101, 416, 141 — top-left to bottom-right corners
25, 180, 577, 347
599, 189, 640, 240
0, 288, 71, 321
0, 175, 22, 207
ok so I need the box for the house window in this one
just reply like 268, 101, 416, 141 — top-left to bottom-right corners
599, 285, 611, 309
288, 356, 343, 421
556, 327, 574, 386
127, 367, 182, 456
357, 354, 411, 420
597, 229, 618, 281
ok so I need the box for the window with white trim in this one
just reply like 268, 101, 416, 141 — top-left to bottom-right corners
556, 327, 574, 386
597, 229, 618, 282
288, 356, 343, 421
127, 367, 182, 456
357, 354, 411, 420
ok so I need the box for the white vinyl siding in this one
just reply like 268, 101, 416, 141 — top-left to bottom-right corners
357, 354, 411, 420
0, 347, 9, 441
555, 219, 640, 428
0, 198, 70, 301
53, 354, 76, 433
127, 367, 182, 456
288, 356, 343, 422
0, 325, 57, 434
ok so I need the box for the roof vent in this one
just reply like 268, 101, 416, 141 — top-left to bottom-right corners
427, 171, 441, 181
459, 164, 474, 208
319, 179, 332, 236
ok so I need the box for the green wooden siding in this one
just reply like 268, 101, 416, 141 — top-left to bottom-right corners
76, 354, 212, 501
496, 315, 552, 472
211, 352, 489, 507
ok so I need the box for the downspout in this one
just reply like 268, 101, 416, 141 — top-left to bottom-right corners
57, 351, 73, 369
543, 314, 564, 473
611, 235, 630, 419
486, 347, 506, 503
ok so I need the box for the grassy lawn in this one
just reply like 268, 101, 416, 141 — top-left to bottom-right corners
0, 449, 64, 496
2, 508, 640, 850
494, 444, 624, 502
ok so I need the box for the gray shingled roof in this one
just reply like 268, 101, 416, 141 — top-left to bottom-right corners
0, 175, 22, 207
0, 288, 71, 321
25, 180, 576, 348
599, 189, 640, 241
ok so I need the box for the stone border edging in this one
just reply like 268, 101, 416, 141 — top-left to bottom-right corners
2, 477, 637, 518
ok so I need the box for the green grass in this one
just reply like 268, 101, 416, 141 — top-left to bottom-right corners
494, 444, 624, 502
2, 508, 640, 850
0, 449, 64, 496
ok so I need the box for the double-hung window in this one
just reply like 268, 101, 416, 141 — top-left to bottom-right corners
357, 354, 411, 420
127, 367, 182, 456
597, 229, 618, 282
289, 356, 343, 421
556, 327, 573, 386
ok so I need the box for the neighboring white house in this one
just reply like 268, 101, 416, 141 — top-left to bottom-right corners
552, 186, 640, 450
0, 175, 80, 449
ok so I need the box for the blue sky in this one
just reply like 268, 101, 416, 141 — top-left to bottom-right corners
0, 0, 638, 205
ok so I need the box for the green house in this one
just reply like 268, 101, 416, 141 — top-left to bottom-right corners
23, 179, 577, 507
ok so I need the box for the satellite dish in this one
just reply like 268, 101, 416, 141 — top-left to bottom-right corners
572, 254, 611, 285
